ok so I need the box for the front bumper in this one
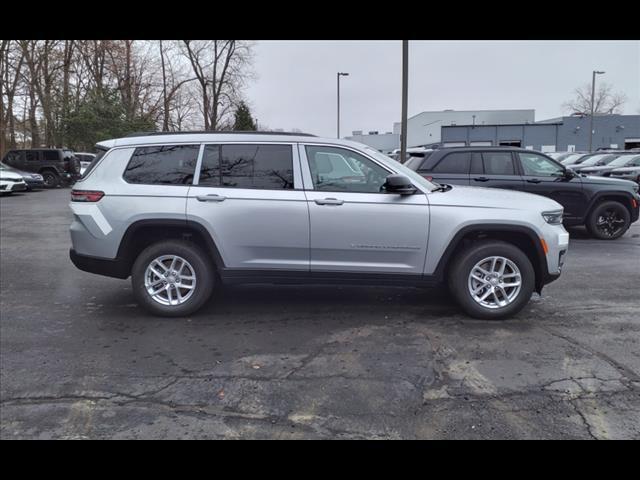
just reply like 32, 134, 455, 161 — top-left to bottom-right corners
539, 224, 569, 291
8, 182, 27, 192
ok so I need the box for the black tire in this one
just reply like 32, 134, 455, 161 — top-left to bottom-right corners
41, 171, 60, 188
447, 241, 535, 320
131, 240, 215, 317
586, 200, 630, 240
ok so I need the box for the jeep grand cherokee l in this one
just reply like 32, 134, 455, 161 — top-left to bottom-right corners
406, 147, 640, 240
69, 132, 570, 320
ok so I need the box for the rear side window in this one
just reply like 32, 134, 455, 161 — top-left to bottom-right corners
198, 144, 294, 190
432, 152, 471, 174
43, 151, 59, 161
80, 149, 107, 179
25, 151, 39, 162
482, 152, 515, 175
123, 145, 199, 185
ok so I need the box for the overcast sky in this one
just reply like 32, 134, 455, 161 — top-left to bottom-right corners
245, 40, 640, 138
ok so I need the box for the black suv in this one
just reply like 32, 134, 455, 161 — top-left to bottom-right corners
405, 147, 640, 240
1, 148, 81, 188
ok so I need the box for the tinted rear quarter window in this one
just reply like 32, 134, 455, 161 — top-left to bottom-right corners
482, 152, 515, 175
43, 151, 60, 161
199, 144, 294, 190
432, 152, 471, 174
123, 145, 199, 185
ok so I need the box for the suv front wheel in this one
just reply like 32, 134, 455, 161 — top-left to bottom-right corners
586, 200, 630, 240
448, 241, 535, 320
131, 240, 215, 317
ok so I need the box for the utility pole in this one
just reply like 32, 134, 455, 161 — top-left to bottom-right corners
160, 40, 169, 132
400, 40, 409, 163
589, 70, 605, 152
337, 72, 349, 138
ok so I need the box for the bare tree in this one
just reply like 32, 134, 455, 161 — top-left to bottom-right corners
182, 40, 253, 130
563, 82, 628, 115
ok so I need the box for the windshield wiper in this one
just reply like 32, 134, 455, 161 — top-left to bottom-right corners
432, 183, 452, 192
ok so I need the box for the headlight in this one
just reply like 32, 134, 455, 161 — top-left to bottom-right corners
542, 210, 564, 225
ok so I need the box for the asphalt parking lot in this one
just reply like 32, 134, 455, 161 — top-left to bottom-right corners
1, 188, 639, 439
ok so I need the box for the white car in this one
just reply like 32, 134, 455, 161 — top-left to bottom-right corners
0, 165, 28, 194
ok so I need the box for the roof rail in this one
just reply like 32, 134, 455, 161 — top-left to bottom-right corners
124, 130, 316, 138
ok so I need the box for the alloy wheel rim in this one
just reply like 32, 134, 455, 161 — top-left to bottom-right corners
468, 256, 522, 309
144, 255, 196, 306
596, 208, 625, 238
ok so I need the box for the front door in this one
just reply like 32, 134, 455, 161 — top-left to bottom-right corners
517, 151, 587, 221
187, 143, 309, 271
301, 144, 429, 275
470, 151, 524, 190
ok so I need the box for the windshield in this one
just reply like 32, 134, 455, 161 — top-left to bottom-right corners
605, 155, 639, 167
364, 147, 439, 192
561, 154, 584, 164
579, 154, 615, 167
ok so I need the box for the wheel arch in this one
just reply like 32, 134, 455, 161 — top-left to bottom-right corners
116, 218, 225, 278
586, 191, 636, 219
433, 224, 549, 293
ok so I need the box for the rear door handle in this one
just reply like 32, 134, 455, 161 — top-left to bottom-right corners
473, 177, 489, 182
314, 198, 344, 206
526, 178, 542, 184
196, 194, 226, 202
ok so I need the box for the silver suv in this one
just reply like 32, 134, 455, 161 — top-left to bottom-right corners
69, 132, 569, 319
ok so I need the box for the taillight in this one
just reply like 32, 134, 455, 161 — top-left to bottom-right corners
71, 190, 104, 202
424, 175, 433, 181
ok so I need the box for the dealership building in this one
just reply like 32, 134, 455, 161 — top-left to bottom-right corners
346, 110, 640, 153
440, 114, 640, 152
346, 109, 535, 152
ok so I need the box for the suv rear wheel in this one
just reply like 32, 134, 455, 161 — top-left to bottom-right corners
41, 170, 60, 188
131, 240, 215, 317
447, 241, 535, 320
586, 200, 630, 240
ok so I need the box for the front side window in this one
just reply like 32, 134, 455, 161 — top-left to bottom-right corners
518, 152, 564, 176
482, 152, 515, 175
123, 144, 199, 185
43, 151, 59, 161
432, 152, 471, 174
198, 144, 294, 190
306, 145, 390, 193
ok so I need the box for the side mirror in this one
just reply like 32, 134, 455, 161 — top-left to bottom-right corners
564, 167, 575, 179
383, 174, 417, 195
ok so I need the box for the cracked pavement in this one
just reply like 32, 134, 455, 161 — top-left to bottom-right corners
1, 188, 639, 439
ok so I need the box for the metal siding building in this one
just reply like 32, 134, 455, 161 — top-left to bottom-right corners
441, 115, 640, 152
347, 109, 535, 151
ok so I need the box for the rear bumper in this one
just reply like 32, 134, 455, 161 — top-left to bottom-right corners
70, 249, 129, 279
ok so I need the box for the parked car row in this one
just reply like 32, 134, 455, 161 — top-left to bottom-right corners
404, 146, 640, 240
0, 148, 96, 194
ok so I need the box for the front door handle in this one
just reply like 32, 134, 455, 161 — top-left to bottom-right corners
196, 194, 226, 202
315, 198, 344, 206
473, 177, 489, 182
526, 178, 542, 184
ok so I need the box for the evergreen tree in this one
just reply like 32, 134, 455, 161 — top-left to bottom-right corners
232, 102, 257, 131
62, 89, 155, 150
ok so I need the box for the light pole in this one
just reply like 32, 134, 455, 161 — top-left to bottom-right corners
400, 41, 408, 162
337, 72, 349, 138
589, 70, 605, 152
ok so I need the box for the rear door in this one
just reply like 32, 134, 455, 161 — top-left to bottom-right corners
471, 151, 524, 190
186, 143, 309, 271
421, 151, 471, 186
